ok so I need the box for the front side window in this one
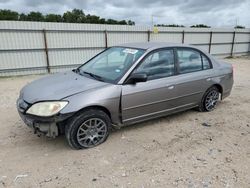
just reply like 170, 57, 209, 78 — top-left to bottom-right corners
79, 47, 145, 83
134, 49, 175, 80
177, 49, 202, 74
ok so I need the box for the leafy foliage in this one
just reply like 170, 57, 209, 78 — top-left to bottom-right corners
234, 25, 245, 29
0, 9, 135, 25
45, 14, 63, 22
190, 24, 210, 28
155, 24, 185, 27
0, 9, 18, 20
26, 12, 45, 21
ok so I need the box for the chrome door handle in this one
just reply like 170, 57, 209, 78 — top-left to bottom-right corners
168, 85, 174, 90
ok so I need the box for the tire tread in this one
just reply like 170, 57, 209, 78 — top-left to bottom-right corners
65, 109, 111, 149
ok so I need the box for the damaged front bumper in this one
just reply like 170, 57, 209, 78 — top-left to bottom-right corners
17, 98, 73, 138
18, 111, 59, 138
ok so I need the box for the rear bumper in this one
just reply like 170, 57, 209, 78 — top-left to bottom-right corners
221, 71, 234, 100
17, 99, 73, 137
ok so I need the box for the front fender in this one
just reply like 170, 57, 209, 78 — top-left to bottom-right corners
60, 84, 122, 124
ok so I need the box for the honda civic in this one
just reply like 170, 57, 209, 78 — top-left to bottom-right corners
17, 42, 234, 149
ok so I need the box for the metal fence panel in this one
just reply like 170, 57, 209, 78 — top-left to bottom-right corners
108, 32, 148, 46
48, 48, 104, 66
212, 33, 233, 43
184, 33, 210, 44
234, 43, 249, 53
0, 50, 46, 69
0, 21, 249, 76
0, 30, 44, 50
46, 31, 105, 48
235, 33, 250, 42
150, 33, 182, 43
210, 44, 232, 55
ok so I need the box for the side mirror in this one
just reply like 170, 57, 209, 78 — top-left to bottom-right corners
126, 73, 147, 84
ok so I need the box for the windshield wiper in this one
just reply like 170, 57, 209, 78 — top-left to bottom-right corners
82, 71, 104, 81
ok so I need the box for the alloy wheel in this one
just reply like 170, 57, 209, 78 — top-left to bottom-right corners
76, 118, 107, 148
205, 90, 219, 111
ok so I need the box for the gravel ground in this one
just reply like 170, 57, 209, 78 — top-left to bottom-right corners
0, 56, 249, 188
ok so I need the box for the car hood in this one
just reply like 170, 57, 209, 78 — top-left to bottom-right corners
21, 71, 109, 104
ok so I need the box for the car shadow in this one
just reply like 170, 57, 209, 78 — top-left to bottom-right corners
112, 109, 197, 133
28, 109, 199, 150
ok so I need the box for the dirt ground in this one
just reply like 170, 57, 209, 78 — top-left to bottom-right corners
0, 56, 249, 188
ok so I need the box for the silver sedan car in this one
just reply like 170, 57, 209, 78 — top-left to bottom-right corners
17, 42, 234, 149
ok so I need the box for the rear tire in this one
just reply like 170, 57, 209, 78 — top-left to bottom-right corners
199, 86, 220, 112
65, 109, 111, 149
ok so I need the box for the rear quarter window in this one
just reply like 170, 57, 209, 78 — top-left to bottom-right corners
202, 54, 211, 70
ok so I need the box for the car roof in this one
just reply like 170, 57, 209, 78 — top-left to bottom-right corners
117, 42, 195, 50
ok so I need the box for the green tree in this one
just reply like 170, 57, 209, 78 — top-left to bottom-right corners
127, 20, 135, 25
63, 9, 85, 23
0, 8, 135, 25
19, 13, 28, 21
0, 9, 19, 20
118, 20, 127, 25
156, 24, 184, 27
190, 24, 210, 28
45, 14, 63, 22
99, 18, 106, 24
106, 19, 118, 25
85, 14, 101, 23
26, 12, 44, 21
234, 25, 245, 29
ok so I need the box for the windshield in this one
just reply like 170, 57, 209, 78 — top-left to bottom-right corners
78, 47, 145, 83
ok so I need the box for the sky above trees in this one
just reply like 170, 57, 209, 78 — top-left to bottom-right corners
0, 0, 249, 27
0, 9, 135, 25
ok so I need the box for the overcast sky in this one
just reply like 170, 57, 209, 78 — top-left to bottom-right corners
0, 0, 249, 27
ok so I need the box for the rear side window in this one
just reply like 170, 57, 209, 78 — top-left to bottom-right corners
177, 49, 202, 74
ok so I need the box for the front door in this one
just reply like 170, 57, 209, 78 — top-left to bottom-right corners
121, 48, 178, 124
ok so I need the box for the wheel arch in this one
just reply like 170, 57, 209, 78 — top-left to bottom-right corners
64, 105, 112, 149
212, 84, 223, 98
75, 105, 112, 119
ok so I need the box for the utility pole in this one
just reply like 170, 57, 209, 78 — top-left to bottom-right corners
151, 15, 154, 30
151, 14, 165, 29
235, 17, 239, 27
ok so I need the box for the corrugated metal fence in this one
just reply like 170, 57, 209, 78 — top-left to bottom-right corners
0, 21, 250, 76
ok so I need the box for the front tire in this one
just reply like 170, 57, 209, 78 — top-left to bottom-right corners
65, 109, 111, 149
199, 86, 220, 112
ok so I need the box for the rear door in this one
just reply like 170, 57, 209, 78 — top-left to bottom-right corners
172, 47, 213, 106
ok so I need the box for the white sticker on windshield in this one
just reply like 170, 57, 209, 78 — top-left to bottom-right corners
123, 48, 138, 54
115, 69, 121, 73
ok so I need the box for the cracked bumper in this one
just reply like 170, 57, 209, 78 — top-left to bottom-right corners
17, 98, 73, 137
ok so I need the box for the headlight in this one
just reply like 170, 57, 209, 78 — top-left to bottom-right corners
26, 101, 68, 117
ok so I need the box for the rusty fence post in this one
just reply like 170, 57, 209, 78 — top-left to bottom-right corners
104, 30, 108, 48
182, 30, 185, 44
231, 31, 236, 57
208, 31, 213, 54
42, 29, 50, 73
